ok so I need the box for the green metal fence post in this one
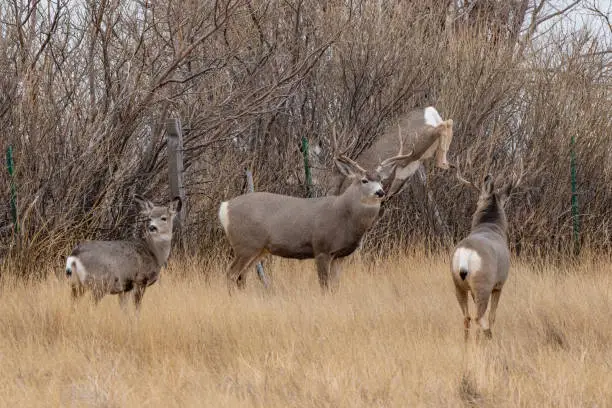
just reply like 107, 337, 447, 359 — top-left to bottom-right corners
6, 146, 18, 234
301, 136, 313, 198
570, 136, 580, 255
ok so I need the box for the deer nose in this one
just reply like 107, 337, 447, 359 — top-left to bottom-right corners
375, 189, 385, 198
148, 225, 158, 233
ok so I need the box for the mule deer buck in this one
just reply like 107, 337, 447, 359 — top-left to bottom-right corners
219, 153, 409, 292
65, 195, 182, 309
450, 160, 523, 340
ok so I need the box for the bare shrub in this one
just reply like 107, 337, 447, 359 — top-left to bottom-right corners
0, 1, 609, 275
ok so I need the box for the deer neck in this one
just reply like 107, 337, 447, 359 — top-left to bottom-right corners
141, 233, 172, 267
336, 186, 381, 229
471, 198, 508, 236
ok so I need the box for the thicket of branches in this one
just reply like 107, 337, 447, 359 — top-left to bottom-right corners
1, 0, 610, 275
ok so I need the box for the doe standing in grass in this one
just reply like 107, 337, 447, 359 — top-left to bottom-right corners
65, 195, 181, 309
451, 163, 522, 340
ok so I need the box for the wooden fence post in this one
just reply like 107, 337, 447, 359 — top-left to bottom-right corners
301, 136, 313, 197
165, 118, 187, 250
245, 169, 270, 288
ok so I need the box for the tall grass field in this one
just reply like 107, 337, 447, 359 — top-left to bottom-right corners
1, 252, 610, 407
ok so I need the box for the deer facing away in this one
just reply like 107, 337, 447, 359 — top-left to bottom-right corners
65, 195, 181, 309
451, 166, 522, 340
219, 154, 407, 291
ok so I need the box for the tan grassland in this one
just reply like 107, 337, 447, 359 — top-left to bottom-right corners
0, 252, 610, 407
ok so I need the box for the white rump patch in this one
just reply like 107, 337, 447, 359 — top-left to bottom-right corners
452, 247, 482, 275
218, 201, 230, 233
66, 256, 87, 283
424, 106, 443, 127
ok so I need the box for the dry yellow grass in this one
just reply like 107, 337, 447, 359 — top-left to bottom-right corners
0, 252, 611, 407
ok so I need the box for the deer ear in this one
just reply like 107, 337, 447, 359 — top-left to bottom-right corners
483, 174, 494, 194
333, 156, 364, 178
134, 195, 154, 214
169, 197, 182, 214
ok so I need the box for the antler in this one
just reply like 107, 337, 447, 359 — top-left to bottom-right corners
503, 156, 525, 194
379, 150, 414, 168
335, 154, 367, 174
397, 123, 403, 155
379, 126, 413, 167
450, 149, 480, 192
331, 124, 339, 157
330, 123, 351, 158
511, 156, 524, 189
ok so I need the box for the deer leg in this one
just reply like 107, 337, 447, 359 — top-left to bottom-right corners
133, 286, 146, 310
315, 253, 332, 290
118, 292, 132, 311
454, 285, 470, 341
236, 260, 256, 290
328, 258, 344, 292
71, 284, 85, 303
239, 252, 268, 289
227, 252, 260, 293
91, 288, 105, 306
474, 292, 492, 340
488, 289, 502, 332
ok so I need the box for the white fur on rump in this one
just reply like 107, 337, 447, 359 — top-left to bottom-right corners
424, 106, 443, 127
66, 256, 87, 282
218, 201, 230, 233
452, 247, 482, 276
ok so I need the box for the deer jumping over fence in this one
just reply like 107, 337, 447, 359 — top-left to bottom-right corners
219, 152, 409, 292
450, 159, 523, 340
327, 106, 454, 200
65, 195, 182, 309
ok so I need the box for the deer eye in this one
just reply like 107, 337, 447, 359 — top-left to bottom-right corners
161, 216, 167, 222
361, 178, 368, 184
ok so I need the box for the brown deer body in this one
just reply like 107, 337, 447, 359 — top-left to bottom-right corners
220, 155, 406, 291
65, 196, 181, 309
